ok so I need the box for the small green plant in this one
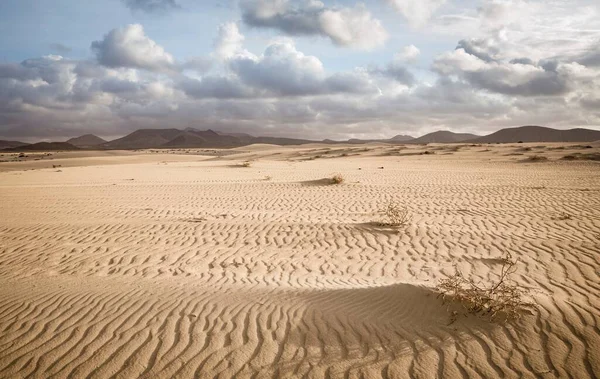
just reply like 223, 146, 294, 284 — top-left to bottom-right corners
436, 252, 533, 321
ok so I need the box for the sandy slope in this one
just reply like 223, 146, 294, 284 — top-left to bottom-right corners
0, 144, 599, 378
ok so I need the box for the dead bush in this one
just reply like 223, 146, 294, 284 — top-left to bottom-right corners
553, 212, 572, 221
240, 161, 252, 167
525, 155, 548, 162
436, 252, 533, 321
330, 174, 345, 184
380, 202, 410, 227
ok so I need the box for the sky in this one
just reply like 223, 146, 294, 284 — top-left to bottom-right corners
0, 0, 599, 141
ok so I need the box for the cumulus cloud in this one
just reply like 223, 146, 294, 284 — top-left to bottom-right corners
122, 0, 180, 13
228, 39, 377, 96
394, 45, 421, 64
213, 22, 246, 60
577, 44, 600, 67
179, 75, 254, 99
240, 0, 388, 49
385, 0, 446, 27
91, 24, 176, 72
433, 47, 571, 96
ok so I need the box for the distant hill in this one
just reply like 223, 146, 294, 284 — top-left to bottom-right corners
103, 129, 183, 149
103, 128, 314, 149
473, 126, 600, 143
409, 131, 479, 144
66, 134, 107, 148
5, 142, 79, 151
0, 140, 29, 150
388, 134, 415, 142
11, 126, 600, 150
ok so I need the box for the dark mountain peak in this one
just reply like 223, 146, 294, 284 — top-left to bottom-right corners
66, 134, 107, 147
410, 130, 479, 144
473, 125, 600, 143
0, 140, 29, 150
390, 134, 414, 142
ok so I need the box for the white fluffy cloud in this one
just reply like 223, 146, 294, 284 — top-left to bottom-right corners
213, 23, 246, 60
91, 24, 176, 72
240, 0, 388, 49
394, 45, 421, 64
385, 0, 446, 27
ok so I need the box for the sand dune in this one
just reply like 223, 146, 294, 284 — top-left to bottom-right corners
0, 144, 599, 378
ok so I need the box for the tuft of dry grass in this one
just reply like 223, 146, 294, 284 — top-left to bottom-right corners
436, 252, 533, 322
330, 174, 345, 184
380, 202, 410, 228
562, 153, 600, 161
525, 155, 548, 162
553, 212, 572, 221
240, 161, 252, 167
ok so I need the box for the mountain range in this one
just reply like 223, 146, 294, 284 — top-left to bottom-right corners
2, 125, 600, 151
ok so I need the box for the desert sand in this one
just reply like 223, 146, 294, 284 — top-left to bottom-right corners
0, 143, 599, 378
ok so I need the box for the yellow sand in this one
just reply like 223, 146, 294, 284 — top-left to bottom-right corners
0, 143, 599, 378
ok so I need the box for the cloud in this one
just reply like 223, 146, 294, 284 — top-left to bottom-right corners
179, 75, 254, 99
577, 43, 600, 67
213, 22, 246, 60
180, 57, 213, 73
394, 45, 421, 64
91, 24, 176, 72
240, 0, 388, 49
385, 0, 446, 27
2, 10, 600, 142
49, 43, 72, 54
433, 47, 571, 96
456, 38, 499, 63
122, 0, 180, 13
228, 39, 377, 96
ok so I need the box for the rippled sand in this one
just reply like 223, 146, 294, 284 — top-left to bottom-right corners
1, 143, 599, 378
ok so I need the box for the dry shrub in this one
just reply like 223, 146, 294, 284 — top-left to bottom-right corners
240, 161, 252, 167
436, 252, 533, 321
562, 153, 600, 161
525, 155, 548, 162
380, 202, 410, 227
553, 212, 572, 221
330, 174, 345, 184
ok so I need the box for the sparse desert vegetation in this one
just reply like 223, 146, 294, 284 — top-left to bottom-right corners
380, 201, 411, 228
524, 155, 548, 162
437, 253, 533, 321
562, 153, 600, 161
330, 173, 345, 184
553, 212, 573, 220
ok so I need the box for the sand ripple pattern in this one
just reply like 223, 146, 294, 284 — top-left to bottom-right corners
1, 157, 599, 378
